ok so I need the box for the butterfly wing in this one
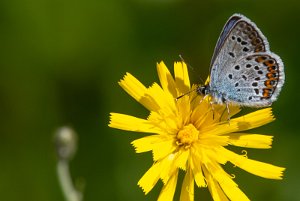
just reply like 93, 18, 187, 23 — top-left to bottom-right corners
210, 15, 241, 67
209, 14, 284, 106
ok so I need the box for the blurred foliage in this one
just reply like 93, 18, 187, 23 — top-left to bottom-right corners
0, 0, 299, 200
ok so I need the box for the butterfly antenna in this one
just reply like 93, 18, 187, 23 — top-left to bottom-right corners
226, 102, 231, 125
179, 55, 207, 85
176, 88, 197, 101
179, 55, 195, 72
198, 76, 205, 85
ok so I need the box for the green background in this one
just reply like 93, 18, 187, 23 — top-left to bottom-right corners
0, 0, 298, 200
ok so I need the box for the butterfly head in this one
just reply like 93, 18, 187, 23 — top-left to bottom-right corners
196, 84, 210, 96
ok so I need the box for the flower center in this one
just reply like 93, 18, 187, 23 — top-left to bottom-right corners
176, 124, 199, 148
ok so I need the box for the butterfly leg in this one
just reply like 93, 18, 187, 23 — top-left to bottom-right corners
209, 101, 215, 120
198, 94, 208, 105
198, 95, 215, 120
225, 101, 231, 125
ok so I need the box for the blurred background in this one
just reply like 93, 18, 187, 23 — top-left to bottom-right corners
0, 0, 299, 200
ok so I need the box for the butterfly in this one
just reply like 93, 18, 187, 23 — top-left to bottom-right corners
196, 13, 285, 115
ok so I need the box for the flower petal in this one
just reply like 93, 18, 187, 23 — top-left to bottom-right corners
138, 162, 161, 194
158, 170, 178, 201
205, 162, 250, 201
176, 95, 191, 126
160, 153, 178, 184
219, 104, 241, 121
174, 61, 190, 93
152, 138, 176, 161
156, 61, 177, 97
146, 83, 177, 115
109, 113, 162, 133
203, 166, 229, 201
190, 98, 212, 128
228, 133, 273, 149
131, 135, 164, 153
175, 149, 189, 170
189, 148, 206, 187
221, 147, 285, 179
231, 108, 275, 131
119, 73, 159, 111
148, 111, 179, 134
180, 168, 194, 201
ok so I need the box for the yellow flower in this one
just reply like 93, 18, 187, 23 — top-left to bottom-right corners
109, 61, 285, 201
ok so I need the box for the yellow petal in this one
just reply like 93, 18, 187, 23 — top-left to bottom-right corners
198, 134, 230, 148
109, 113, 162, 133
146, 83, 177, 115
205, 76, 210, 85
160, 153, 178, 184
231, 108, 275, 131
199, 121, 239, 137
175, 149, 189, 170
190, 99, 212, 128
174, 61, 190, 93
180, 168, 194, 201
189, 148, 206, 187
219, 104, 241, 121
158, 170, 178, 201
221, 147, 285, 179
148, 111, 179, 134
138, 162, 161, 194
176, 95, 191, 126
204, 147, 228, 165
156, 61, 177, 97
152, 138, 176, 161
203, 166, 229, 201
119, 73, 159, 111
205, 162, 250, 201
131, 135, 164, 153
228, 133, 273, 149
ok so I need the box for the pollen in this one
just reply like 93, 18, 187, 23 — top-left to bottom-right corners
176, 124, 199, 147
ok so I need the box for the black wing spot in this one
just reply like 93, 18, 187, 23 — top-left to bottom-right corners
252, 82, 258, 87
257, 70, 263, 75
234, 65, 240, 70
255, 77, 260, 81
229, 52, 235, 57
268, 60, 275, 64
241, 41, 248, 45
235, 82, 239, 87
248, 96, 253, 100
228, 74, 233, 79
246, 64, 252, 68
243, 47, 249, 52
254, 66, 260, 70
256, 38, 262, 44
242, 75, 247, 80
231, 36, 236, 40
254, 88, 259, 95
237, 37, 242, 42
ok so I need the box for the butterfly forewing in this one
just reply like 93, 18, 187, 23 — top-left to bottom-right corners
208, 14, 285, 107
210, 15, 241, 67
